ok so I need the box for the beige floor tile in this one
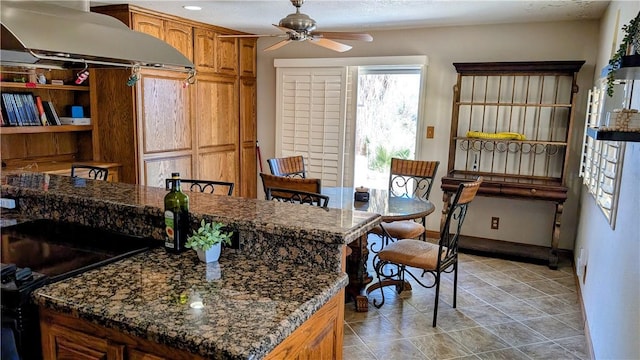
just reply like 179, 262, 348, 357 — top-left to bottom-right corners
496, 282, 547, 299
523, 295, 580, 315
458, 304, 514, 327
446, 327, 510, 353
521, 316, 584, 340
526, 279, 576, 296
382, 309, 442, 337
491, 299, 547, 321
518, 341, 580, 359
554, 311, 585, 331
428, 308, 480, 332
466, 285, 519, 304
349, 315, 405, 343
475, 347, 532, 360
344, 323, 366, 347
555, 335, 589, 360
343, 344, 378, 360
485, 321, 546, 346
410, 333, 473, 360
366, 339, 430, 359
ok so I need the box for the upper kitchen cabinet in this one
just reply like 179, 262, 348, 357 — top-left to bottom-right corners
92, 5, 193, 61
91, 5, 258, 197
240, 38, 258, 77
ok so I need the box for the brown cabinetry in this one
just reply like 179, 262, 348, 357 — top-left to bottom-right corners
40, 290, 344, 360
441, 61, 584, 268
91, 5, 257, 196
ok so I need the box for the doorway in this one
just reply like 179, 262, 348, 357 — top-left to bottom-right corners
353, 67, 422, 189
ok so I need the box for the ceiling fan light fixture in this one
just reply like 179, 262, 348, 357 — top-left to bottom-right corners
183, 5, 202, 11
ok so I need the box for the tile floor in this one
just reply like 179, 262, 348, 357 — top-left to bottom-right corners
343, 237, 588, 360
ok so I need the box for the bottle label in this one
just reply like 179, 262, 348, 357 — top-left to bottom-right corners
164, 210, 175, 249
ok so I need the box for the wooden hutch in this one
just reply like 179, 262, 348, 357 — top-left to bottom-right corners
441, 61, 584, 268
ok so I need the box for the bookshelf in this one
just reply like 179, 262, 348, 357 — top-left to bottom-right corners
1, 66, 97, 172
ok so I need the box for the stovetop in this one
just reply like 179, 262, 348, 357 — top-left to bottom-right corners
1, 219, 159, 306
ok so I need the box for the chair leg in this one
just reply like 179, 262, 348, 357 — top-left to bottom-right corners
372, 261, 387, 308
432, 272, 441, 327
453, 261, 458, 309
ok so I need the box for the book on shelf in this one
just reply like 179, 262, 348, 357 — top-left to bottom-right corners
42, 101, 61, 125
34, 96, 48, 125
0, 92, 42, 126
1, 93, 18, 126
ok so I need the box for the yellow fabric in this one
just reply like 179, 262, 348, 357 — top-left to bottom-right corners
466, 131, 526, 140
379, 240, 447, 270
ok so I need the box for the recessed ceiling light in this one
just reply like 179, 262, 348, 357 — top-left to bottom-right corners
183, 5, 202, 11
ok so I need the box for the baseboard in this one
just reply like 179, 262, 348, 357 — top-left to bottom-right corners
573, 262, 595, 360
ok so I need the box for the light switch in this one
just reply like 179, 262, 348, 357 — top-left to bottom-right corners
426, 126, 434, 139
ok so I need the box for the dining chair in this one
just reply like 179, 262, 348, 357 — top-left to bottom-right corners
70, 164, 109, 181
267, 155, 306, 178
265, 187, 330, 208
259, 173, 321, 196
165, 178, 234, 196
370, 176, 482, 327
369, 158, 439, 247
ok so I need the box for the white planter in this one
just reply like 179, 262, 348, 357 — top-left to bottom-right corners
196, 243, 222, 263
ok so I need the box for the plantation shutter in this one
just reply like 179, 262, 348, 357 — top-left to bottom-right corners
275, 67, 347, 187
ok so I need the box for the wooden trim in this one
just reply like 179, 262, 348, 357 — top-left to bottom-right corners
453, 61, 585, 74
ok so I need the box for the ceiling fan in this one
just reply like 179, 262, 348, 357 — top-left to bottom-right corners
220, 0, 373, 52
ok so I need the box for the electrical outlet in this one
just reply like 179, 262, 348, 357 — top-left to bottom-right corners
426, 126, 435, 139
491, 217, 499, 230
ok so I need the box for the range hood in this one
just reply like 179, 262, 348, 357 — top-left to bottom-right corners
1, 1, 194, 71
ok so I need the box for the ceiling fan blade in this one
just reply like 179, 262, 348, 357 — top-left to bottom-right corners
264, 39, 293, 51
308, 38, 352, 52
272, 24, 300, 36
310, 32, 373, 42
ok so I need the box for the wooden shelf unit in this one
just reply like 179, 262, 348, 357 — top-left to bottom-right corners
441, 61, 585, 269
1, 67, 97, 171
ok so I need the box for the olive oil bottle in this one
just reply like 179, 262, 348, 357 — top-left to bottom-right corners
164, 172, 189, 253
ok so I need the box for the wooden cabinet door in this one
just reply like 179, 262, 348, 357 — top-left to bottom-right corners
128, 349, 168, 360
42, 323, 124, 360
240, 78, 257, 198
132, 13, 164, 40
194, 27, 216, 73
137, 70, 193, 186
195, 73, 238, 191
216, 36, 238, 75
164, 20, 193, 61
239, 38, 257, 77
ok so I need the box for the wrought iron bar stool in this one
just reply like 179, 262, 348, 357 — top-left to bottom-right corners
369, 176, 482, 327
70, 164, 109, 181
165, 178, 234, 196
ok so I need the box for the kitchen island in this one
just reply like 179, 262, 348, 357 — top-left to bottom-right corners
1, 172, 381, 359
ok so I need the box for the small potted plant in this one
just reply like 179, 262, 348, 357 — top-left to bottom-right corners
605, 11, 640, 97
185, 219, 233, 263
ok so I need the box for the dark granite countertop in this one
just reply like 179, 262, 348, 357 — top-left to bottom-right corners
2, 172, 371, 359
33, 248, 348, 359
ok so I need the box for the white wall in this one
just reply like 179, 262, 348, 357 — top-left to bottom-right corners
575, 2, 640, 359
256, 20, 599, 250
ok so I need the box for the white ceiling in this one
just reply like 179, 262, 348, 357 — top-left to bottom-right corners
91, 0, 610, 35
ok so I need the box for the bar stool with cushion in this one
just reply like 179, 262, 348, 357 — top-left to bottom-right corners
165, 178, 234, 196
260, 173, 320, 196
71, 164, 109, 181
370, 176, 482, 327
369, 159, 439, 247
267, 155, 306, 178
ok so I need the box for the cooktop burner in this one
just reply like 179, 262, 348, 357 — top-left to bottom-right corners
1, 219, 159, 283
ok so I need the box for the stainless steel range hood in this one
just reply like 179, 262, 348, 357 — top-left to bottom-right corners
1, 1, 194, 71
